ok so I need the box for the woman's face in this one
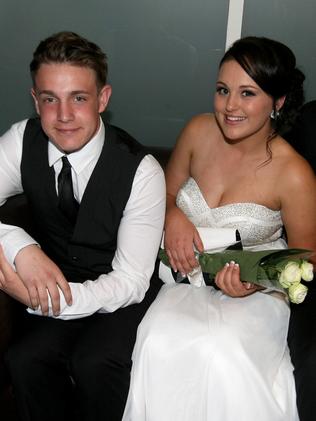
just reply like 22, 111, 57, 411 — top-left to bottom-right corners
214, 59, 276, 143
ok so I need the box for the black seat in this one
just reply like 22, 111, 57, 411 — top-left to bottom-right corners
284, 100, 316, 172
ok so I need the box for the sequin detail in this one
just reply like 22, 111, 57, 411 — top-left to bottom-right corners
176, 177, 285, 249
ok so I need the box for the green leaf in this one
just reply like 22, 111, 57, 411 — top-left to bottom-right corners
159, 249, 171, 267
158, 248, 313, 299
259, 249, 312, 267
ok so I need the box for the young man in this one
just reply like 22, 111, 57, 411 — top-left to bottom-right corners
0, 31, 165, 421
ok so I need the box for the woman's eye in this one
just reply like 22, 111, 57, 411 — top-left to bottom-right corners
242, 90, 255, 97
216, 87, 229, 95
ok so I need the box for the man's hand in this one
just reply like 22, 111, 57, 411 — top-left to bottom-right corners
0, 245, 31, 307
215, 261, 259, 297
14, 245, 72, 316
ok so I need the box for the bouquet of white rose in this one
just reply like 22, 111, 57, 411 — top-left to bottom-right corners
159, 247, 314, 304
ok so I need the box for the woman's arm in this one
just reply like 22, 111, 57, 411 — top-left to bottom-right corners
280, 157, 316, 268
164, 115, 206, 275
216, 153, 316, 297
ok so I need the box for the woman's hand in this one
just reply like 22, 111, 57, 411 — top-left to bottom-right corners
215, 261, 259, 297
164, 206, 204, 275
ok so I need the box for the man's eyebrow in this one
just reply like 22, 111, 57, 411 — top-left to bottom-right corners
69, 90, 91, 95
37, 90, 91, 96
36, 90, 56, 96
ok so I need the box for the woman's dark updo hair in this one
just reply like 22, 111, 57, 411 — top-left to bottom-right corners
220, 36, 305, 135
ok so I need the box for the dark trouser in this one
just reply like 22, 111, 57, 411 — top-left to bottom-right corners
288, 286, 316, 421
5, 274, 162, 421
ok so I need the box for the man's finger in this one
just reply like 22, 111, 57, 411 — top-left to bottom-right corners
57, 278, 72, 306
27, 286, 40, 310
47, 284, 61, 316
36, 286, 50, 316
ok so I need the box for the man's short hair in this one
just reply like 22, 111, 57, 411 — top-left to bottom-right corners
30, 31, 108, 89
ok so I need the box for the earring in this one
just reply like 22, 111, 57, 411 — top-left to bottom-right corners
270, 110, 280, 119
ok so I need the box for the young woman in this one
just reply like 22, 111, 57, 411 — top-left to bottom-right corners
123, 37, 316, 421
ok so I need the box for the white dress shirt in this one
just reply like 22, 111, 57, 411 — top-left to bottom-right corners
0, 118, 166, 319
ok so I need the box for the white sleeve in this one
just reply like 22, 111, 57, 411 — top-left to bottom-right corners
0, 120, 39, 266
28, 155, 166, 320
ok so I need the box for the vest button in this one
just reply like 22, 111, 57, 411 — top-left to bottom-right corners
72, 256, 78, 261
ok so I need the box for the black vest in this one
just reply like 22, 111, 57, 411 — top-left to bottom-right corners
21, 118, 146, 283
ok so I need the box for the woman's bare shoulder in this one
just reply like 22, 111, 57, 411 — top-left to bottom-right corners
186, 112, 216, 130
273, 137, 315, 189
177, 113, 218, 147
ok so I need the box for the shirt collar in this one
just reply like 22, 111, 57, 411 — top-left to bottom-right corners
48, 117, 105, 174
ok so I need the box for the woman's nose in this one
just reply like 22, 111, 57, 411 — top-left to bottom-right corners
225, 93, 239, 111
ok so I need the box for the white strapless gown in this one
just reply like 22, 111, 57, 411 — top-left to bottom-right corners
123, 178, 299, 421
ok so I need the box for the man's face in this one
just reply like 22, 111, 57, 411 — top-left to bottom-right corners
31, 63, 111, 153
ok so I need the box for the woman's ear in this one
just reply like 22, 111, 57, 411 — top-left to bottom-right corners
276, 95, 286, 112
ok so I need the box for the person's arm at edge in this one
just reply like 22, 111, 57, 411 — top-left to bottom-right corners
0, 120, 72, 314
0, 119, 35, 264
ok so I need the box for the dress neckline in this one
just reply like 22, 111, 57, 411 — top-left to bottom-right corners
185, 177, 281, 214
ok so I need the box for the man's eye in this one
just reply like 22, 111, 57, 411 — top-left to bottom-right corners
43, 97, 56, 103
216, 87, 229, 95
74, 96, 87, 102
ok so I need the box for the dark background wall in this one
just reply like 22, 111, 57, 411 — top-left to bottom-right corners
242, 0, 316, 105
0, 0, 315, 146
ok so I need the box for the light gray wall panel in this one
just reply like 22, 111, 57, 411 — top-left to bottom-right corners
242, 0, 316, 103
0, 0, 229, 146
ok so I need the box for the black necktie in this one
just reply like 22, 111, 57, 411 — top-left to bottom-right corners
58, 156, 79, 223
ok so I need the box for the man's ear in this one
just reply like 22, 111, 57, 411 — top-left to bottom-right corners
31, 88, 40, 115
276, 95, 286, 112
98, 85, 112, 113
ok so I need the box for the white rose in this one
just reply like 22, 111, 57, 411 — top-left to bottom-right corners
288, 283, 308, 304
300, 261, 314, 282
279, 262, 302, 288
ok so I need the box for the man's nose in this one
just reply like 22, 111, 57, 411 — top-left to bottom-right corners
57, 101, 74, 122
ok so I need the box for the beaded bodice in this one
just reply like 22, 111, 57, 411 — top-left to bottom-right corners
176, 178, 287, 250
